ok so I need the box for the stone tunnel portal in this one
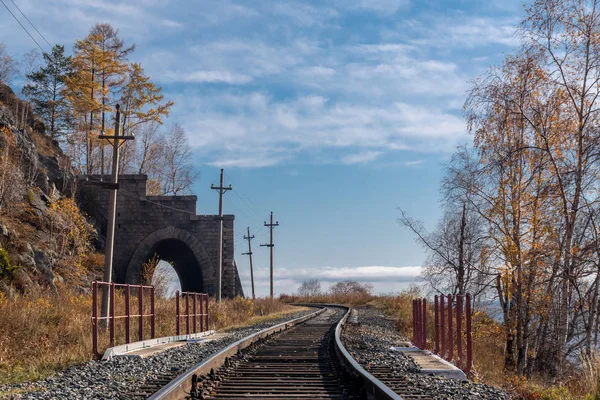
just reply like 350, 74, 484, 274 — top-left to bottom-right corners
138, 239, 203, 293
125, 226, 213, 294
81, 175, 244, 298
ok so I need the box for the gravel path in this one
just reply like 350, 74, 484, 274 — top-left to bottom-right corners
0, 308, 315, 400
342, 307, 510, 400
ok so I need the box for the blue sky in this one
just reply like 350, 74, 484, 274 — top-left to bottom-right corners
2, 0, 525, 296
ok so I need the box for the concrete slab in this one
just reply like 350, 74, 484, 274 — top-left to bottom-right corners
391, 346, 467, 381
102, 330, 217, 360
122, 341, 187, 358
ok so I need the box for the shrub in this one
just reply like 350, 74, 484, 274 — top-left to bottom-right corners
26, 188, 34, 204
0, 247, 19, 280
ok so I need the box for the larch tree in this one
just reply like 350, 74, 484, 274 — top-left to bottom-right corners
65, 33, 102, 175
119, 63, 174, 136
118, 63, 174, 173
66, 24, 133, 175
88, 23, 133, 175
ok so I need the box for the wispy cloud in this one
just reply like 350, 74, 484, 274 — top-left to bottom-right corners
404, 160, 424, 167
164, 70, 252, 84
4, 0, 519, 169
342, 151, 383, 165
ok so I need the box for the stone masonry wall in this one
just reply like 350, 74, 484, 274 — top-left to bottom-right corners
80, 175, 243, 298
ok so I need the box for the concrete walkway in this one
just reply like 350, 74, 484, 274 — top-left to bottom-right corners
102, 330, 220, 360
391, 346, 467, 380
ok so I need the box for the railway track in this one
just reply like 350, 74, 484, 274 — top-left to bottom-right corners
201, 307, 358, 399
145, 306, 414, 400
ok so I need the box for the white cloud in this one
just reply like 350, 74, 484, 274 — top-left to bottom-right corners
332, 0, 411, 15
4, 0, 515, 170
342, 151, 383, 165
404, 160, 424, 167
164, 70, 252, 84
172, 91, 467, 166
208, 156, 285, 169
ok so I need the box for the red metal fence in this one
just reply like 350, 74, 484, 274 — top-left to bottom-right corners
91, 281, 155, 357
175, 291, 209, 335
91, 282, 210, 357
412, 293, 473, 374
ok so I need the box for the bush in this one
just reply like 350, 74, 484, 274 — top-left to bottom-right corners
0, 247, 19, 280
26, 188, 34, 204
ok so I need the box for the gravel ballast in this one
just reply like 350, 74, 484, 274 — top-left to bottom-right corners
0, 308, 315, 400
342, 307, 510, 400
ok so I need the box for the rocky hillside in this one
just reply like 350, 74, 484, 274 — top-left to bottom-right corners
0, 82, 101, 295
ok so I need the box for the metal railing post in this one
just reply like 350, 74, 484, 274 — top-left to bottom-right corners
150, 287, 155, 339
92, 281, 98, 357
412, 299, 416, 344
447, 294, 453, 362
466, 293, 473, 373
109, 283, 115, 347
138, 285, 144, 341
440, 294, 446, 358
456, 293, 463, 368
434, 295, 439, 354
422, 298, 427, 349
125, 284, 130, 344
193, 293, 197, 334
185, 292, 190, 335
175, 290, 180, 336
199, 293, 204, 332
204, 294, 209, 330
415, 299, 420, 347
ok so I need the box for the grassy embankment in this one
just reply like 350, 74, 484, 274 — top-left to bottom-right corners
283, 292, 600, 400
0, 287, 304, 385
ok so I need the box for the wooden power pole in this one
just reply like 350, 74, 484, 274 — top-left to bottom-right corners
211, 169, 232, 303
261, 212, 279, 300
99, 104, 134, 327
242, 227, 256, 300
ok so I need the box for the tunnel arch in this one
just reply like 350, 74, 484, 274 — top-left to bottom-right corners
125, 226, 215, 293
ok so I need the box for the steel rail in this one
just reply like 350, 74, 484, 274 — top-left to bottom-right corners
148, 306, 326, 400
334, 306, 404, 400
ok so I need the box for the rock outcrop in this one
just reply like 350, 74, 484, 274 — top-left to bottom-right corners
0, 82, 97, 294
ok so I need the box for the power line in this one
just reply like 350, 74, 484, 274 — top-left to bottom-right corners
9, 0, 52, 48
0, 0, 45, 52
224, 171, 269, 216
224, 195, 252, 219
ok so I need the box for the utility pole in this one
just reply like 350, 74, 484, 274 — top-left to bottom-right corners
211, 168, 232, 303
261, 212, 279, 300
242, 227, 256, 300
99, 104, 134, 327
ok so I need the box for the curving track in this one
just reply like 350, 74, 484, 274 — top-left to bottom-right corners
148, 306, 408, 400
204, 307, 358, 399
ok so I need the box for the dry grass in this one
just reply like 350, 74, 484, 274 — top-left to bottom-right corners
371, 293, 600, 400
0, 287, 304, 385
